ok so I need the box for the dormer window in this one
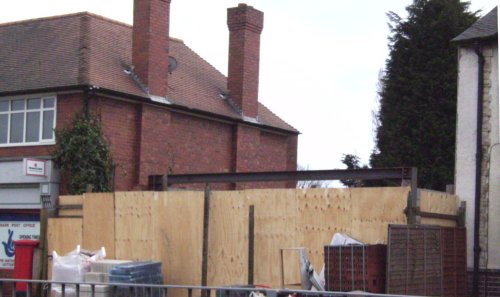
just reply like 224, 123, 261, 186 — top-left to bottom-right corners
0, 96, 56, 146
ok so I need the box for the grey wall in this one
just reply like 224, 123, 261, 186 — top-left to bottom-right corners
0, 158, 59, 209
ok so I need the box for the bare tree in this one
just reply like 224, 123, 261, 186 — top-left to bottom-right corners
296, 165, 329, 189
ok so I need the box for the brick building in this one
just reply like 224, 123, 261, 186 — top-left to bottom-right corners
0, 0, 298, 273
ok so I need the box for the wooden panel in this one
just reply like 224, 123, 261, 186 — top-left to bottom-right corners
246, 189, 300, 288
114, 192, 154, 260
207, 191, 248, 286
47, 218, 83, 255
420, 189, 459, 227
83, 193, 115, 258
421, 218, 457, 227
48, 187, 459, 289
297, 188, 352, 270
58, 195, 83, 217
58, 195, 83, 205
152, 191, 204, 286
351, 187, 408, 244
47, 218, 82, 279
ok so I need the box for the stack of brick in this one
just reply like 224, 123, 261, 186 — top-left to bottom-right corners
80, 260, 133, 297
324, 244, 387, 293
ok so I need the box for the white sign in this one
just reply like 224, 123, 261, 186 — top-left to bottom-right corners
25, 159, 46, 176
0, 221, 40, 269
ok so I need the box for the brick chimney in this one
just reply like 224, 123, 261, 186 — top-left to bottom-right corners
227, 4, 264, 118
132, 0, 171, 97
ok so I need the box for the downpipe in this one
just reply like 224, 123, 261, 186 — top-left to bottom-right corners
472, 45, 484, 297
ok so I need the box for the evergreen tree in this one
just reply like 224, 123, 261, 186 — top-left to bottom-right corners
371, 0, 477, 190
340, 154, 364, 188
52, 112, 115, 194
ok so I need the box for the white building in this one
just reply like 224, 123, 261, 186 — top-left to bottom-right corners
453, 7, 499, 295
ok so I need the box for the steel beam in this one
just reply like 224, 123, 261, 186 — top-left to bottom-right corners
417, 210, 459, 222
166, 167, 415, 185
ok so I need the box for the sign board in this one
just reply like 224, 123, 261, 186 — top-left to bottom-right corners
25, 158, 46, 177
0, 218, 40, 269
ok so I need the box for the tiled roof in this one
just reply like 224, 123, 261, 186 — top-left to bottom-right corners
0, 12, 297, 133
452, 7, 498, 43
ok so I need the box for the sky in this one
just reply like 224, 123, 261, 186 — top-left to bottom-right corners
0, 0, 497, 172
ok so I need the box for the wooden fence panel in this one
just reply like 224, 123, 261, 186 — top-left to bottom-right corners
114, 192, 155, 260
83, 193, 115, 258
351, 187, 409, 244
47, 218, 83, 279
46, 187, 461, 288
297, 188, 352, 271
58, 195, 83, 217
246, 189, 300, 288
207, 191, 248, 286
420, 190, 459, 227
152, 191, 204, 286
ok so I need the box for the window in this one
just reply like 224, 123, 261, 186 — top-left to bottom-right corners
0, 96, 56, 146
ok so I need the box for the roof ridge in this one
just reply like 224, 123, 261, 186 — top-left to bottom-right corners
0, 12, 89, 28
0, 11, 134, 29
78, 14, 90, 84
0, 11, 189, 44
82, 12, 132, 28
170, 37, 185, 44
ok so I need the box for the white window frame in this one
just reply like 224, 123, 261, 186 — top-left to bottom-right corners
0, 95, 57, 147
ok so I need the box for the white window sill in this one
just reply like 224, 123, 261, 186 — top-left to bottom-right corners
0, 141, 56, 148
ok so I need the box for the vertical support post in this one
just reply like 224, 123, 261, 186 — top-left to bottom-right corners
36, 209, 47, 297
386, 229, 391, 294
280, 249, 285, 289
457, 201, 466, 227
404, 167, 419, 224
248, 205, 255, 285
405, 228, 409, 295
423, 228, 427, 294
162, 175, 168, 191
201, 184, 211, 295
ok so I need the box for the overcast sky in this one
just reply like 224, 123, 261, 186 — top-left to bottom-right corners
1, 0, 497, 172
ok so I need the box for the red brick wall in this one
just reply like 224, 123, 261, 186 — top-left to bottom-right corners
258, 131, 288, 171
91, 96, 141, 191
91, 95, 295, 190
286, 135, 298, 188
90, 96, 297, 191
136, 104, 170, 187
168, 112, 233, 175
233, 125, 295, 189
234, 124, 261, 173
0, 92, 298, 192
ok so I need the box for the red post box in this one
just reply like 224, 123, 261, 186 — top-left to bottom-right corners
13, 240, 40, 292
